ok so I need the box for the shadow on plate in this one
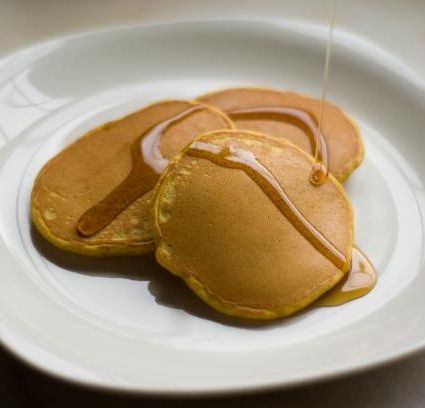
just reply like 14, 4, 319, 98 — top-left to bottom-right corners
31, 225, 314, 330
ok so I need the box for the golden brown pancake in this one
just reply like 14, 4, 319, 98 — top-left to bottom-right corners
31, 100, 233, 256
198, 87, 364, 182
153, 130, 354, 319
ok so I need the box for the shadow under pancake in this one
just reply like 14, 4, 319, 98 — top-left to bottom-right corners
31, 225, 305, 329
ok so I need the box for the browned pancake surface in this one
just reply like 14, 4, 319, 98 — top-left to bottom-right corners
198, 87, 363, 181
154, 130, 354, 319
31, 100, 233, 256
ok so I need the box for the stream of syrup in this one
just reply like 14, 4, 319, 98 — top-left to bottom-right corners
316, 0, 375, 304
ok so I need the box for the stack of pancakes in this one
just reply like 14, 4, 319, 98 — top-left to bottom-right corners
32, 87, 365, 319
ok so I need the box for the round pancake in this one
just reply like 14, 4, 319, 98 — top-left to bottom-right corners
153, 130, 354, 319
198, 87, 364, 182
31, 100, 233, 256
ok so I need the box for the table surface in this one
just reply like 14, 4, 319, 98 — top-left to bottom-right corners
1, 1, 425, 406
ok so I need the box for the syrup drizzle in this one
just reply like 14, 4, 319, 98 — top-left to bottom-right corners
77, 105, 203, 237
317, 246, 376, 306
186, 140, 347, 270
228, 107, 329, 185
186, 140, 376, 305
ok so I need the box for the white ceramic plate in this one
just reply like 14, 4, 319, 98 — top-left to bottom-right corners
0, 20, 425, 396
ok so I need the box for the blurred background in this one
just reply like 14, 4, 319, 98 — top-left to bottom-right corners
1, 0, 425, 406
1, 0, 425, 78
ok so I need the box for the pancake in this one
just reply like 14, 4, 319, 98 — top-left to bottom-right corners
31, 100, 233, 256
198, 87, 364, 182
153, 130, 354, 319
